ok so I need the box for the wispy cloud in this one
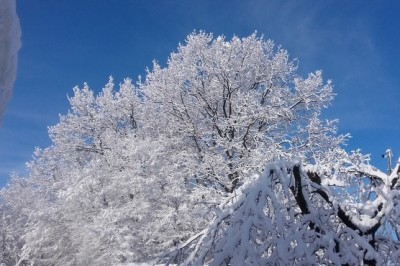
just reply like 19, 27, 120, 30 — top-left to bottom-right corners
0, 0, 21, 124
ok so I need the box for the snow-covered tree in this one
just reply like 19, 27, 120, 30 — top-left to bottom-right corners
0, 174, 42, 265
0, 32, 399, 265
141, 32, 343, 195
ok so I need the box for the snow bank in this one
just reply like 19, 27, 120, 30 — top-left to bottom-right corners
0, 0, 21, 122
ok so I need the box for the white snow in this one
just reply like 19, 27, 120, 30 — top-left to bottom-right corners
0, 0, 21, 122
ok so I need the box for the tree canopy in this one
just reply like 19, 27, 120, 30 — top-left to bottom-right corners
1, 32, 399, 265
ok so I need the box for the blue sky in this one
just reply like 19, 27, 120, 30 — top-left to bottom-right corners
1, 0, 399, 186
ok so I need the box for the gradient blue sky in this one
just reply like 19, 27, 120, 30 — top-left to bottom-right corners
1, 0, 399, 186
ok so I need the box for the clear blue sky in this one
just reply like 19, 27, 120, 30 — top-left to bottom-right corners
1, 0, 399, 186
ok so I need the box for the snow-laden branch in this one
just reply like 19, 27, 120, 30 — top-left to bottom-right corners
159, 160, 399, 265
